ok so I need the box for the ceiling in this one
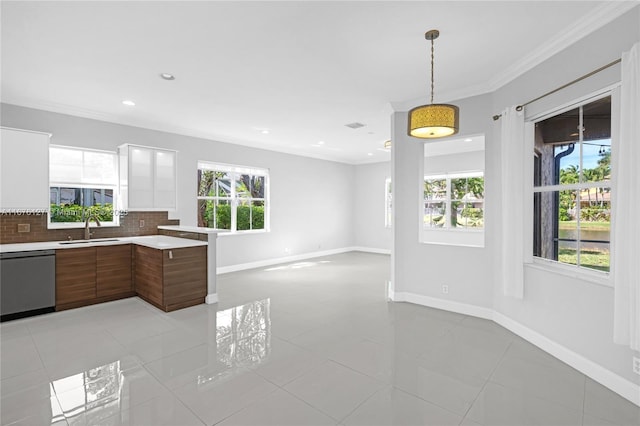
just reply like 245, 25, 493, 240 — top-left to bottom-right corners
1, 1, 636, 164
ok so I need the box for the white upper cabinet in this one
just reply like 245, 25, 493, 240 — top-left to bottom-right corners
119, 144, 177, 211
0, 127, 50, 210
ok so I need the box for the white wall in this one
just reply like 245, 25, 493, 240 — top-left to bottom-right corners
391, 4, 640, 399
491, 6, 640, 387
424, 150, 484, 175
0, 104, 355, 268
392, 93, 496, 310
352, 161, 391, 252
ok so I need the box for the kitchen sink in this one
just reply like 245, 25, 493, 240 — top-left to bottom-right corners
59, 239, 120, 245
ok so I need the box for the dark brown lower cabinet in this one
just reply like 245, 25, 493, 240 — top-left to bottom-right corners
56, 247, 97, 307
97, 245, 133, 298
56, 245, 135, 311
134, 245, 207, 312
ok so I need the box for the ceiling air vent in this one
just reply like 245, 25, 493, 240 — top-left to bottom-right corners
345, 122, 366, 129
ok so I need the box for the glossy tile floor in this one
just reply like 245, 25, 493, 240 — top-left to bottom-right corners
1, 252, 639, 426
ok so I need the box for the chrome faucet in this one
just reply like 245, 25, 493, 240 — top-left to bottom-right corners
84, 213, 101, 240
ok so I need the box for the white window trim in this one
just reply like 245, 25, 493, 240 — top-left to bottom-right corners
421, 170, 485, 248
384, 177, 392, 229
529, 89, 615, 277
49, 145, 120, 229
423, 171, 485, 232
528, 257, 611, 287
197, 161, 270, 234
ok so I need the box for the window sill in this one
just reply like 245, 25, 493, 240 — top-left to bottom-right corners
421, 228, 484, 248
527, 258, 611, 287
214, 229, 269, 237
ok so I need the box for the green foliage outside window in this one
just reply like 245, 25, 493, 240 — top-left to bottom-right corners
50, 203, 114, 222
201, 201, 264, 230
198, 167, 267, 231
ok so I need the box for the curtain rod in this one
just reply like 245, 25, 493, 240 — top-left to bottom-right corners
492, 58, 621, 121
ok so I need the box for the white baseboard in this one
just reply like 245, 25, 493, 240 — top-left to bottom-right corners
216, 247, 357, 274
395, 291, 639, 407
351, 246, 392, 255
493, 312, 640, 407
205, 293, 218, 304
214, 251, 639, 407
393, 291, 494, 320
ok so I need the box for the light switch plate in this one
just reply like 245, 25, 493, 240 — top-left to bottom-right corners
17, 223, 30, 233
633, 357, 640, 375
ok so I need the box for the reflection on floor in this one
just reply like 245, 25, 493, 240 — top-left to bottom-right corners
1, 252, 638, 425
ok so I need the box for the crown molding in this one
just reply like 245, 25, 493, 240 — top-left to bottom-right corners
391, 1, 638, 112
389, 81, 490, 112
487, 1, 639, 92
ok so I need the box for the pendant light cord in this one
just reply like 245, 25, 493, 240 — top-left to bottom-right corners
430, 38, 435, 104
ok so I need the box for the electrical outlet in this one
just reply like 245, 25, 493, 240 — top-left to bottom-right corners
17, 224, 30, 233
139, 219, 145, 228
633, 357, 640, 375
442, 285, 449, 294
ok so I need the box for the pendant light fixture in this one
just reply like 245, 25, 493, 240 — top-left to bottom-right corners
408, 30, 459, 138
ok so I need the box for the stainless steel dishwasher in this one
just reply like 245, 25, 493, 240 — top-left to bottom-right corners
0, 250, 56, 322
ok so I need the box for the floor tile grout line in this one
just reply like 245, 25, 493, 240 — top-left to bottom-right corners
458, 338, 515, 423
482, 342, 591, 416
336, 384, 387, 424
581, 375, 587, 425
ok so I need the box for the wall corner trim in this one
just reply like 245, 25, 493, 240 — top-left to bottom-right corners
205, 293, 218, 304
217, 247, 358, 274
351, 246, 392, 255
393, 291, 494, 320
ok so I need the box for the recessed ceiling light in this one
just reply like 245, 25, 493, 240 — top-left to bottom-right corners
367, 152, 373, 156
464, 138, 473, 142
122, 100, 135, 106
261, 130, 270, 134
318, 141, 325, 145
160, 73, 175, 80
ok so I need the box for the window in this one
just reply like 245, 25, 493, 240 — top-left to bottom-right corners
385, 178, 392, 228
533, 95, 611, 273
197, 162, 269, 232
424, 172, 485, 229
49, 146, 119, 228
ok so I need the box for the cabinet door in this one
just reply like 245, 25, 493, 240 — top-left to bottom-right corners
154, 150, 176, 209
0, 128, 50, 210
128, 146, 154, 209
163, 246, 207, 310
56, 247, 97, 306
133, 245, 163, 307
97, 245, 132, 298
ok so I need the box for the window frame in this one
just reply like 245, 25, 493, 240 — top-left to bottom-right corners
384, 177, 392, 228
197, 161, 270, 234
421, 170, 485, 248
423, 171, 485, 231
529, 90, 613, 279
48, 145, 120, 229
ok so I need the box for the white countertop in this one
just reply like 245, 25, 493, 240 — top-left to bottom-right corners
0, 235, 207, 253
158, 225, 225, 234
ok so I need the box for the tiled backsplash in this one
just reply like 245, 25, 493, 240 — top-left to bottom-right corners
0, 212, 179, 244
